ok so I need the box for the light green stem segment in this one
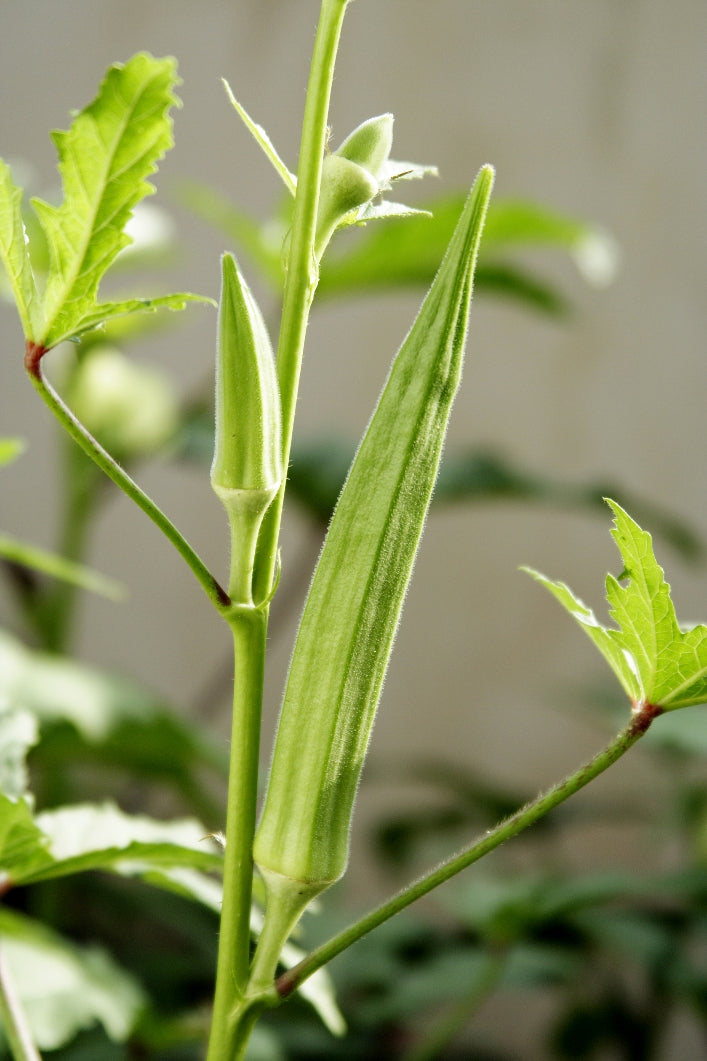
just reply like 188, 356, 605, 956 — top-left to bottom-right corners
0, 944, 42, 1061
25, 354, 229, 613
275, 703, 662, 1000
252, 0, 350, 605
206, 609, 270, 1061
206, 7, 351, 1057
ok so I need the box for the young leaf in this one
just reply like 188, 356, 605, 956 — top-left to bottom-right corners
3, 53, 209, 349
524, 500, 707, 711
254, 165, 494, 892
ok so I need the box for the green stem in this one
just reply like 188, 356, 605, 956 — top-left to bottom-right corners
276, 703, 662, 999
25, 349, 229, 613
204, 12, 352, 1054
0, 943, 42, 1061
206, 608, 269, 1061
252, 0, 350, 604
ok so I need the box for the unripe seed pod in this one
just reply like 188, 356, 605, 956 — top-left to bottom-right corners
211, 253, 282, 603
254, 167, 494, 900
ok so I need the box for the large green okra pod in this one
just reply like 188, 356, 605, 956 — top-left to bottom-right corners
254, 166, 494, 905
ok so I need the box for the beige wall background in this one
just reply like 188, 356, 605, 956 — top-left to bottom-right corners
1, 3, 706, 1046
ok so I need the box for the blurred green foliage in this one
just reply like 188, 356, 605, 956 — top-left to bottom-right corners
1, 164, 704, 1059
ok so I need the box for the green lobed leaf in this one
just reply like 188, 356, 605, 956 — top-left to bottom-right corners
254, 166, 495, 888
11, 53, 210, 347
0, 700, 38, 802
524, 500, 707, 711
0, 630, 226, 823
0, 160, 40, 337
0, 907, 145, 1051
0, 791, 343, 1037
1, 799, 223, 889
0, 795, 49, 889
47, 291, 212, 346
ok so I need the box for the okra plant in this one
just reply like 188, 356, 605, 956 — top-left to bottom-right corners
0, 1, 704, 1059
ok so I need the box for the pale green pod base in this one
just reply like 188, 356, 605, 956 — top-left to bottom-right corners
213, 483, 280, 606
249, 863, 333, 992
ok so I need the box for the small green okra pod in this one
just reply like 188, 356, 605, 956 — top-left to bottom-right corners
253, 166, 494, 922
211, 252, 282, 605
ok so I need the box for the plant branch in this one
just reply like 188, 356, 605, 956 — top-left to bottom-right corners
276, 702, 663, 998
206, 608, 269, 1061
25, 343, 229, 613
0, 943, 42, 1061
252, 0, 350, 604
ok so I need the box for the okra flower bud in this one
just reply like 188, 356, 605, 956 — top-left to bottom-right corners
314, 155, 378, 260
335, 113, 393, 181
314, 114, 395, 260
211, 253, 282, 604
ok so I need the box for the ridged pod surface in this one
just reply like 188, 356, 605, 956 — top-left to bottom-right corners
254, 165, 494, 893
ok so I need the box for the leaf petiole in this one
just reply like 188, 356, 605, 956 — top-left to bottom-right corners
25, 348, 229, 613
275, 701, 662, 999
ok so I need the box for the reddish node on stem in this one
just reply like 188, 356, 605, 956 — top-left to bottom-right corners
274, 967, 298, 1000
629, 701, 663, 737
24, 339, 48, 378
215, 584, 231, 608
